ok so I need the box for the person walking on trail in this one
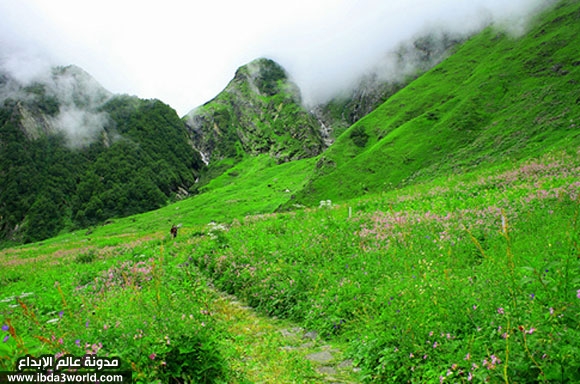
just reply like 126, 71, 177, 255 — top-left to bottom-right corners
170, 224, 178, 239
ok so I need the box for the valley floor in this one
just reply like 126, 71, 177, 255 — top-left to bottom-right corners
1, 150, 580, 383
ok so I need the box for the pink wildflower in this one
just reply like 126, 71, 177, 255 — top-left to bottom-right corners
149, 353, 156, 360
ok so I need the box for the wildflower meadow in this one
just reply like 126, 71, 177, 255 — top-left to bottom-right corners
1, 151, 579, 383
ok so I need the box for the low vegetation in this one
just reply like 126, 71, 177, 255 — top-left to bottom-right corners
2, 150, 579, 382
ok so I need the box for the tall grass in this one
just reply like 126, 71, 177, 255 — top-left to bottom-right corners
1, 241, 234, 383
188, 152, 580, 382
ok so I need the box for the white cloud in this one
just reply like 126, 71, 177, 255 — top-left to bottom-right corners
1, 0, 551, 116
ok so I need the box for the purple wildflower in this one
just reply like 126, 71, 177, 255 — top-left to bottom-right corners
58, 311, 64, 318
497, 307, 505, 315
1, 325, 8, 331
577, 289, 580, 299
2, 335, 9, 343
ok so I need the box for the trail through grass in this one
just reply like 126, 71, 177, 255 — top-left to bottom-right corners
1, 225, 362, 383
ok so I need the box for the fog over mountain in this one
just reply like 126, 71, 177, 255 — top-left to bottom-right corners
0, 0, 552, 115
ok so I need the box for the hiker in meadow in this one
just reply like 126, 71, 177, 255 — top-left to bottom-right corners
170, 224, 178, 239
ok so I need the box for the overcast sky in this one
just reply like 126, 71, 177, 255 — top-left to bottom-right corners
0, 0, 549, 116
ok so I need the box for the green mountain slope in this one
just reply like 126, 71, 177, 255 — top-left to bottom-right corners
0, 67, 203, 244
289, 0, 580, 207
315, 32, 462, 142
183, 58, 325, 169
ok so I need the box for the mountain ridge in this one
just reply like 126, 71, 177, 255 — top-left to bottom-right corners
183, 58, 325, 165
0, 68, 204, 243
286, 0, 580, 207
2, 0, 580, 245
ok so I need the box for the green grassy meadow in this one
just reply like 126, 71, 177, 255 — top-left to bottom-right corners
291, 0, 580, 207
2, 150, 579, 382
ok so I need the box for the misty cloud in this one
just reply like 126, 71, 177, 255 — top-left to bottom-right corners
49, 106, 110, 148
0, 0, 557, 115
0, 55, 112, 148
273, 0, 554, 107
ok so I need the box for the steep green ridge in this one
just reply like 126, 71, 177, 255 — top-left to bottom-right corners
0, 68, 203, 244
315, 32, 462, 142
73, 96, 204, 226
290, 0, 580, 207
183, 58, 325, 169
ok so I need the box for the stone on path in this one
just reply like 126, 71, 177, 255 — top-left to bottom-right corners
338, 359, 354, 369
279, 327, 303, 338
303, 330, 318, 340
317, 366, 337, 375
306, 350, 333, 364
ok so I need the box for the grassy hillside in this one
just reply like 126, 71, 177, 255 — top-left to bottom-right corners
291, 0, 580, 207
183, 58, 325, 170
315, 31, 461, 142
0, 68, 203, 245
2, 148, 578, 382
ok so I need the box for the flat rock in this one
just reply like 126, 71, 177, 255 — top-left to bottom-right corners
306, 350, 333, 363
317, 366, 337, 375
303, 330, 318, 340
279, 327, 303, 338
338, 359, 353, 369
